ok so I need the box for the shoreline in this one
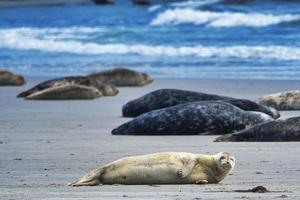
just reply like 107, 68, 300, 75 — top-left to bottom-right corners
23, 74, 300, 82
1, 77, 300, 199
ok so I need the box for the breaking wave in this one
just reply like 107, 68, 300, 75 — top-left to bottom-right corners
1, 27, 107, 40
151, 9, 300, 27
0, 27, 300, 61
171, 0, 221, 8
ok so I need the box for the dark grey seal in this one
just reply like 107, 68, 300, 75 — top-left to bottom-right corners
112, 101, 273, 135
214, 116, 300, 142
17, 76, 118, 98
122, 89, 280, 119
132, 0, 151, 5
93, 0, 114, 4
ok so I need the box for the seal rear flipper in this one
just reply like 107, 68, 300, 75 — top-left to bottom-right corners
68, 167, 103, 187
195, 180, 208, 184
68, 179, 101, 187
214, 134, 235, 142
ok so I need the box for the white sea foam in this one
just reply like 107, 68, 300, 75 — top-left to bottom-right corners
151, 9, 300, 27
1, 27, 300, 60
171, 0, 221, 8
148, 5, 162, 12
3, 27, 107, 40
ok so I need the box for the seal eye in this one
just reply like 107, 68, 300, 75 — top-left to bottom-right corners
220, 156, 225, 160
230, 158, 234, 161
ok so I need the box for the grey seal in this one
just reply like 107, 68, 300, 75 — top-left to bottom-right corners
215, 116, 300, 142
122, 89, 280, 119
69, 152, 235, 186
256, 90, 300, 110
112, 101, 273, 135
0, 71, 26, 86
93, 0, 114, 4
132, 0, 151, 5
25, 84, 102, 100
17, 76, 118, 98
89, 68, 153, 86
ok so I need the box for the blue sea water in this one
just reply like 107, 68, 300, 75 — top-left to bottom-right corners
0, 0, 300, 79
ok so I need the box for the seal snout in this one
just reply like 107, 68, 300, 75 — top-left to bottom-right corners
111, 124, 129, 135
16, 75, 26, 85
142, 73, 153, 84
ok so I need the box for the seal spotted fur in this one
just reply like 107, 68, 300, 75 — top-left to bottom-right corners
69, 151, 235, 186
256, 90, 300, 110
89, 68, 153, 86
215, 116, 300, 142
113, 101, 273, 135
0, 71, 26, 86
122, 89, 279, 119
25, 84, 102, 100
17, 76, 118, 98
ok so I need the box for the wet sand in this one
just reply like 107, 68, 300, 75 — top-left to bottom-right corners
0, 78, 300, 200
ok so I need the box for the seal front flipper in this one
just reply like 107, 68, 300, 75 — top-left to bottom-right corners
177, 158, 196, 178
195, 180, 208, 184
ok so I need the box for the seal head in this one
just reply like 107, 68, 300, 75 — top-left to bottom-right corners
256, 90, 300, 110
214, 152, 235, 174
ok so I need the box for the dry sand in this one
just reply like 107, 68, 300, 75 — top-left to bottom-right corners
1, 78, 300, 200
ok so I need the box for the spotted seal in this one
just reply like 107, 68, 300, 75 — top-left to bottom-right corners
25, 84, 102, 100
89, 68, 153, 86
256, 90, 300, 110
17, 76, 118, 98
112, 101, 273, 135
122, 89, 280, 119
215, 116, 300, 142
0, 70, 26, 86
93, 0, 114, 4
133, 0, 151, 5
69, 151, 235, 186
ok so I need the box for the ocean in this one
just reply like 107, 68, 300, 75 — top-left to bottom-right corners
0, 0, 300, 79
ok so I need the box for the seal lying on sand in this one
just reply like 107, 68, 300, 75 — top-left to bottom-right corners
214, 116, 300, 142
256, 90, 300, 110
112, 101, 273, 135
89, 68, 153, 86
26, 84, 102, 100
69, 151, 235, 186
122, 89, 279, 119
17, 76, 118, 98
0, 71, 26, 86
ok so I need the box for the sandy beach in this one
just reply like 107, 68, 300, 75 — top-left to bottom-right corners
1, 77, 300, 200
